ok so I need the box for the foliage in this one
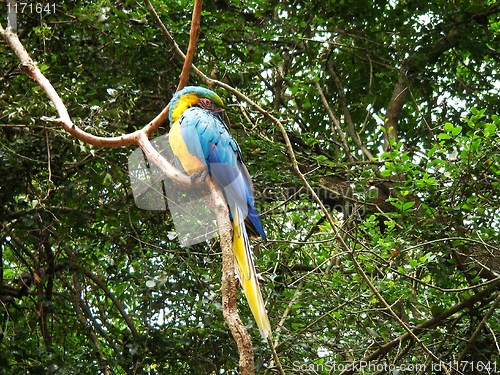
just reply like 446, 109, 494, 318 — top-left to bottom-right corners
1, 0, 499, 374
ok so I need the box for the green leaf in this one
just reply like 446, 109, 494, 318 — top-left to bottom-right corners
402, 201, 415, 211
444, 122, 454, 132
451, 125, 462, 136
409, 259, 419, 268
484, 123, 496, 137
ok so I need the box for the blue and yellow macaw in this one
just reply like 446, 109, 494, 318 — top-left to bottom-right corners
168, 86, 271, 338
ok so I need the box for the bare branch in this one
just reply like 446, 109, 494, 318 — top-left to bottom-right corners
383, 67, 408, 150
457, 293, 500, 362
70, 275, 112, 375
339, 279, 500, 375
349, 253, 450, 373
176, 0, 203, 91
326, 60, 375, 160
313, 80, 354, 162
143, 0, 186, 63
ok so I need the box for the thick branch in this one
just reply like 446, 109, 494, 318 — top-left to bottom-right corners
142, 2, 257, 371
383, 67, 407, 150
211, 183, 254, 374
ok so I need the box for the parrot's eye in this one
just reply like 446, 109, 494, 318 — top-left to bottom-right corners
198, 98, 224, 114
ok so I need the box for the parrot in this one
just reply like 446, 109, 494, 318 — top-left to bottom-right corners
167, 86, 271, 338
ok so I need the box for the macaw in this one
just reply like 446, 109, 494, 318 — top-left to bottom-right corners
168, 86, 271, 338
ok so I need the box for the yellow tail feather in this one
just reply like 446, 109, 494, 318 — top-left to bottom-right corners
232, 205, 271, 338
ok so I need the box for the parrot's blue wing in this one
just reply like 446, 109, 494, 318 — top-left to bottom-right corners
177, 107, 266, 240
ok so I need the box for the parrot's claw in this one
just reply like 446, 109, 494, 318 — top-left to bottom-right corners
190, 169, 208, 185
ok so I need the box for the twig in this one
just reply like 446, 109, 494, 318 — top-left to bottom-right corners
273, 279, 304, 347
349, 253, 451, 374
267, 337, 286, 375
326, 60, 375, 160
143, 0, 186, 63
313, 80, 353, 161
82, 268, 139, 338
70, 275, 112, 375
176, 0, 202, 91
338, 278, 500, 375
456, 293, 500, 362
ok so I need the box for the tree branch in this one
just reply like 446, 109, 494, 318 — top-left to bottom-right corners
143, 2, 257, 371
143, 0, 186, 63
339, 278, 500, 375
326, 60, 375, 161
176, 0, 202, 91
456, 292, 500, 363
383, 67, 408, 150
70, 274, 112, 375
313, 80, 354, 162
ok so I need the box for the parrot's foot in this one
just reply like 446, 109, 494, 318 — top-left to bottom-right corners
190, 169, 208, 185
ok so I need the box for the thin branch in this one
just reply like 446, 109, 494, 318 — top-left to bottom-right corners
326, 60, 375, 160
339, 278, 500, 375
70, 275, 112, 375
267, 337, 286, 375
273, 280, 305, 347
456, 293, 500, 363
349, 253, 450, 374
176, 0, 203, 91
60, 243, 139, 339
143, 0, 203, 128
82, 268, 139, 339
143, 0, 186, 63
313, 80, 354, 162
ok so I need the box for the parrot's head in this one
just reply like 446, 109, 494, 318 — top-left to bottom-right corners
168, 86, 225, 123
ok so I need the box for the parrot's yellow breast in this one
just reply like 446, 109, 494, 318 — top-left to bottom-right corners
169, 120, 205, 175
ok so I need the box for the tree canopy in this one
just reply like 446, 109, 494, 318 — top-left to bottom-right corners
1, 0, 499, 373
